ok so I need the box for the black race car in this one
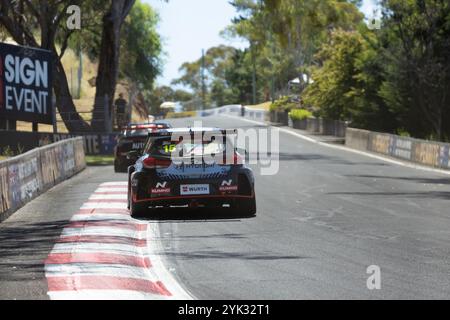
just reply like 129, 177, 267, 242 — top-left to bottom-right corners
127, 127, 256, 217
114, 122, 171, 172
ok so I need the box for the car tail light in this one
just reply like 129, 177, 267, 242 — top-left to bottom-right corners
234, 152, 243, 165
143, 156, 171, 169
220, 152, 243, 166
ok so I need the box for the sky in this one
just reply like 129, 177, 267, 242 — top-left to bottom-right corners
144, 0, 379, 88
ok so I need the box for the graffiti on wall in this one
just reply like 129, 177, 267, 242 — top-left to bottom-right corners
0, 167, 10, 213
414, 143, 441, 167
371, 134, 391, 155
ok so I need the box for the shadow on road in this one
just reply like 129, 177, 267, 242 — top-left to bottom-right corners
163, 250, 308, 261
247, 152, 389, 167
346, 174, 450, 185
0, 220, 68, 281
328, 191, 450, 199
134, 207, 256, 222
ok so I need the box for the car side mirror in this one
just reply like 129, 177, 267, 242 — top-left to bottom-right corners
126, 150, 140, 161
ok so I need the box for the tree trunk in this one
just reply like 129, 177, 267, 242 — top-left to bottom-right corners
91, 0, 135, 132
54, 58, 91, 132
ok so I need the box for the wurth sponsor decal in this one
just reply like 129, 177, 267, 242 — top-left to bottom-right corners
44, 181, 192, 300
180, 184, 210, 195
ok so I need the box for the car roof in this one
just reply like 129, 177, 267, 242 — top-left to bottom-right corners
124, 122, 171, 129
148, 127, 237, 137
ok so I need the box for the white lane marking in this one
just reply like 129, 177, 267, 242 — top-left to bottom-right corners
51, 242, 143, 255
145, 223, 194, 300
90, 194, 127, 200
61, 227, 146, 239
81, 203, 128, 210
48, 290, 177, 301
95, 187, 128, 193
45, 264, 153, 281
71, 214, 131, 222
224, 114, 450, 176
101, 182, 128, 186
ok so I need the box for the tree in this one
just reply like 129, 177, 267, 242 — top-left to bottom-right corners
120, 0, 162, 91
377, 0, 450, 140
91, 0, 135, 132
172, 45, 240, 107
227, 0, 364, 101
302, 29, 397, 132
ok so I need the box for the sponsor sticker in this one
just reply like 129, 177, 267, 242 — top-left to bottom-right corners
151, 188, 171, 194
132, 142, 145, 149
151, 182, 170, 194
180, 184, 210, 195
219, 186, 238, 192
219, 179, 237, 191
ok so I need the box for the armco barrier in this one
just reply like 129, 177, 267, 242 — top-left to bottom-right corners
0, 137, 86, 222
346, 128, 450, 170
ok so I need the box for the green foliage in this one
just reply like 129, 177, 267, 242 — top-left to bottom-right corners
86, 155, 114, 166
298, 0, 450, 140
146, 86, 193, 114
269, 96, 298, 112
165, 111, 197, 119
1, 146, 15, 158
302, 30, 373, 121
377, 0, 450, 140
120, 1, 162, 91
228, 0, 364, 102
0, 144, 24, 158
173, 45, 254, 107
289, 109, 313, 121
223, 0, 450, 141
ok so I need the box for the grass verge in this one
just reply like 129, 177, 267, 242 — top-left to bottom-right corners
245, 101, 271, 111
86, 155, 114, 166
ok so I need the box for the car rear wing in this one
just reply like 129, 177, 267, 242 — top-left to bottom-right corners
121, 123, 170, 131
148, 129, 238, 138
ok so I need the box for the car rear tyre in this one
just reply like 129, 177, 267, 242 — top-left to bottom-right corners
236, 197, 256, 216
130, 198, 148, 217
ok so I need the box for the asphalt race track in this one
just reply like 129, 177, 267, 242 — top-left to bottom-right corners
0, 115, 449, 299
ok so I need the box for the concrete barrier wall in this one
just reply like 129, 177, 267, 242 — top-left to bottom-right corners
346, 128, 450, 170
0, 137, 86, 222
345, 128, 371, 151
197, 105, 269, 123
304, 118, 346, 137
0, 131, 118, 155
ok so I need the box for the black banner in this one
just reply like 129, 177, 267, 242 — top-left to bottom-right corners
0, 42, 53, 124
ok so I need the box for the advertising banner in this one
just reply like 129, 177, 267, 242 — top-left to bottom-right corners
0, 42, 53, 124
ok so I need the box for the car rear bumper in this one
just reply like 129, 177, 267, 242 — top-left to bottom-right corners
130, 168, 255, 206
132, 193, 254, 207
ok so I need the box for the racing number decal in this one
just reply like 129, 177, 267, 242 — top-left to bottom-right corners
163, 144, 177, 153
